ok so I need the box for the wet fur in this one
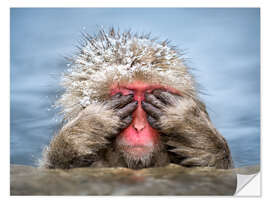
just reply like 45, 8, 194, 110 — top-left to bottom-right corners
41, 103, 120, 168
159, 98, 233, 169
41, 28, 233, 169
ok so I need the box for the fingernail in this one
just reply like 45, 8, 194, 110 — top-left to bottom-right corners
132, 101, 138, 105
113, 92, 121, 97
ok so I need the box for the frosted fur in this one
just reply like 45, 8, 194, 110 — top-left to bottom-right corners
57, 28, 197, 121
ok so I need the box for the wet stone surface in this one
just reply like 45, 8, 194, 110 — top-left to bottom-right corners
10, 164, 259, 195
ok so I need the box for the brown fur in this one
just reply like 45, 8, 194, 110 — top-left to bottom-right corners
159, 98, 233, 169
41, 28, 233, 169
41, 102, 120, 168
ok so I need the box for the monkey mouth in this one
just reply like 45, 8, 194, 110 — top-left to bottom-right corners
119, 144, 154, 159
118, 144, 155, 169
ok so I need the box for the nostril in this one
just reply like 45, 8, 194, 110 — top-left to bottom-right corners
132, 125, 138, 132
133, 123, 145, 132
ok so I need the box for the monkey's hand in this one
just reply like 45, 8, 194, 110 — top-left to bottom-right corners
142, 89, 233, 169
142, 89, 181, 130
106, 92, 138, 134
41, 93, 137, 169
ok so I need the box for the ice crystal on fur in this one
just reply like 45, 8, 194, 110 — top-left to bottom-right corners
57, 28, 197, 120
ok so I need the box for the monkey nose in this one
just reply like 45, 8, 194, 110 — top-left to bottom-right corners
132, 108, 147, 132
132, 100, 147, 132
133, 122, 145, 132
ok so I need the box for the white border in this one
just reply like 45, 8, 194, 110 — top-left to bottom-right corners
3, 0, 269, 201
1, 0, 10, 200
9, 0, 264, 8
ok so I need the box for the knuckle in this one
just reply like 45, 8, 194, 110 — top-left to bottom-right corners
160, 92, 170, 99
153, 89, 163, 94
116, 110, 123, 117
153, 100, 161, 107
121, 94, 132, 102
127, 102, 136, 109
145, 93, 153, 99
125, 94, 134, 99
149, 95, 158, 103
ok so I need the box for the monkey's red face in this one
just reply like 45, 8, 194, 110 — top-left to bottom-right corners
111, 81, 178, 164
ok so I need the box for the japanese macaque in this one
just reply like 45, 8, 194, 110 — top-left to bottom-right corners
41, 28, 233, 169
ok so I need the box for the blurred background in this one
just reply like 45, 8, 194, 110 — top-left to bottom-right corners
10, 8, 260, 168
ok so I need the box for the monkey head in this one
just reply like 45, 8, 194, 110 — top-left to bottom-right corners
57, 28, 196, 121
50, 28, 232, 169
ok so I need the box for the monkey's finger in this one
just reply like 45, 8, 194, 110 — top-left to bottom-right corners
144, 93, 165, 109
109, 94, 134, 109
152, 89, 178, 105
119, 115, 133, 130
111, 92, 122, 99
141, 101, 163, 119
116, 101, 138, 118
152, 89, 168, 103
147, 115, 160, 130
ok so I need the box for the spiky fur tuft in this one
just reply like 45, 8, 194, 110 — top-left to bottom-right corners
57, 28, 197, 121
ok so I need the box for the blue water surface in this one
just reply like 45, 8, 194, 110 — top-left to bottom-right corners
10, 8, 260, 168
